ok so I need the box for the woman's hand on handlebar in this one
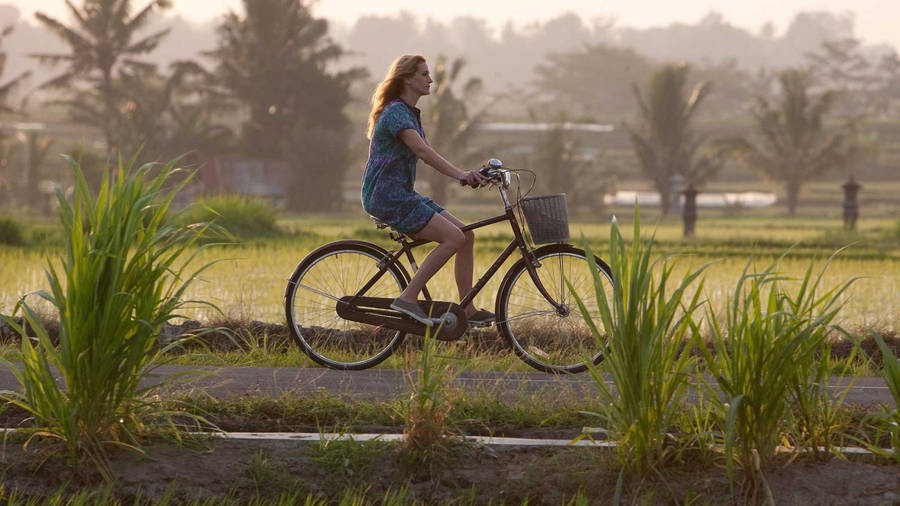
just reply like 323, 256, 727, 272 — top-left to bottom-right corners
459, 169, 488, 188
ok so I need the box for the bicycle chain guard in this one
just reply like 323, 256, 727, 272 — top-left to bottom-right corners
336, 296, 469, 341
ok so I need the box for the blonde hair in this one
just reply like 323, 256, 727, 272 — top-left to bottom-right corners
366, 54, 426, 139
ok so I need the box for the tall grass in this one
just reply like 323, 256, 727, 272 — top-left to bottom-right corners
865, 332, 900, 460
402, 325, 460, 456
786, 262, 860, 457
571, 207, 708, 478
695, 255, 856, 491
0, 155, 215, 479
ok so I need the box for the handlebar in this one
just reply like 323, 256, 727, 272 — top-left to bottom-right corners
459, 165, 494, 188
455, 158, 531, 211
459, 158, 508, 188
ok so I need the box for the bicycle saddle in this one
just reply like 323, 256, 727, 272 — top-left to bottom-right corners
370, 216, 413, 242
370, 216, 390, 229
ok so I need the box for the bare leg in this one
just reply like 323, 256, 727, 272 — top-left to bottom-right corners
397, 212, 465, 305
438, 211, 476, 317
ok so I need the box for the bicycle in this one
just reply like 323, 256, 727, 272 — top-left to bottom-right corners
284, 158, 614, 374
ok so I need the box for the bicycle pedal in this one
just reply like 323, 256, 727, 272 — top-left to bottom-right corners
468, 320, 493, 329
434, 312, 458, 330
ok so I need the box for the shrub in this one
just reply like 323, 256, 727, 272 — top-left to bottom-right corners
696, 255, 855, 490
0, 155, 215, 480
22, 221, 65, 247
571, 206, 709, 478
0, 216, 24, 245
179, 194, 281, 240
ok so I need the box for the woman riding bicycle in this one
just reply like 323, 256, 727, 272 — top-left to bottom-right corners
362, 54, 492, 327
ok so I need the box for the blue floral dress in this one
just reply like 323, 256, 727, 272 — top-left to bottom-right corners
361, 99, 444, 234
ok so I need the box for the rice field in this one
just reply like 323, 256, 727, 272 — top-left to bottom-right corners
1, 215, 898, 333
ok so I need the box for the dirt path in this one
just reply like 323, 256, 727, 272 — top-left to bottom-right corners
0, 364, 897, 503
2, 436, 898, 504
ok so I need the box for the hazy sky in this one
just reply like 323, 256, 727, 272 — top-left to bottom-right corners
8, 0, 900, 50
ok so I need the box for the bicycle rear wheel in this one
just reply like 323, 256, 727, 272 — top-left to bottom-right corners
496, 243, 613, 374
285, 240, 407, 370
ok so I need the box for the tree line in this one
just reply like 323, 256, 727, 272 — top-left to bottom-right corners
0, 0, 359, 212
0, 0, 896, 217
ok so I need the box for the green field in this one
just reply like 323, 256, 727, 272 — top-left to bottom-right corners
2, 213, 898, 334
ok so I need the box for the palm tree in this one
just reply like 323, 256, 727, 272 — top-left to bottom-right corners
804, 37, 887, 118
21, 131, 54, 214
0, 24, 31, 208
625, 64, 721, 215
534, 43, 653, 120
875, 50, 900, 116
31, 0, 172, 158
159, 63, 235, 164
422, 54, 491, 204
531, 116, 617, 211
114, 61, 234, 163
731, 69, 856, 216
0, 25, 30, 119
208, 0, 363, 212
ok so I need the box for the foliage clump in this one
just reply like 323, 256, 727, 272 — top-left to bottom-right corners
696, 254, 857, 497
180, 194, 282, 240
572, 206, 708, 478
0, 216, 24, 245
402, 328, 462, 469
0, 155, 215, 480
865, 333, 900, 461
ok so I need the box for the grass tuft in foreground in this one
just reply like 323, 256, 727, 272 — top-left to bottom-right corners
695, 252, 856, 497
402, 324, 462, 460
571, 205, 709, 479
0, 154, 216, 480
863, 331, 900, 461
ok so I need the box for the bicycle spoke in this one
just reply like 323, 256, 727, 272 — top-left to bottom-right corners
498, 247, 613, 373
286, 245, 405, 370
296, 283, 343, 303
496, 309, 557, 324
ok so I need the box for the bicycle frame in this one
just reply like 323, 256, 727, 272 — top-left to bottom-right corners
351, 182, 566, 314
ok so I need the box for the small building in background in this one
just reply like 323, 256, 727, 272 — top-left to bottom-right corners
476, 122, 614, 160
604, 190, 777, 208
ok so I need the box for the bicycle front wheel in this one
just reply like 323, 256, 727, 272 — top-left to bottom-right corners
285, 241, 407, 370
496, 244, 613, 374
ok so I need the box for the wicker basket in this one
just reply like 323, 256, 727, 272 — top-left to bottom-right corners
521, 194, 570, 244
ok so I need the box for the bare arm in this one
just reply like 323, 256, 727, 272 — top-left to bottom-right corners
399, 129, 485, 186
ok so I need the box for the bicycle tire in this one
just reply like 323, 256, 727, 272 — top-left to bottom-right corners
496, 243, 613, 374
284, 240, 408, 370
